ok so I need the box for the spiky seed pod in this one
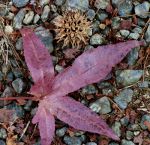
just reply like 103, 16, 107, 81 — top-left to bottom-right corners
53, 10, 91, 48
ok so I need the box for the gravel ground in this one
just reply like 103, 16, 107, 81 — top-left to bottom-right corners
0, 0, 150, 145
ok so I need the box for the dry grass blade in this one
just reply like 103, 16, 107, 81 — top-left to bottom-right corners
0, 17, 24, 74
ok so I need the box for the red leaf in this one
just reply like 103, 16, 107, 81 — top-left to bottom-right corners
32, 103, 55, 145
49, 40, 144, 98
20, 28, 54, 97
21, 28, 144, 145
46, 95, 119, 140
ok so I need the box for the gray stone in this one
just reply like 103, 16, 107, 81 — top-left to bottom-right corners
120, 117, 129, 126
0, 140, 6, 145
56, 127, 67, 137
4, 25, 13, 34
128, 33, 140, 40
97, 11, 108, 21
118, 0, 133, 16
87, 9, 95, 20
109, 143, 119, 145
6, 102, 25, 118
65, 0, 89, 12
111, 17, 121, 29
128, 124, 141, 131
90, 34, 105, 45
0, 128, 7, 139
137, 18, 146, 27
89, 97, 111, 114
121, 139, 135, 145
24, 100, 33, 111
127, 47, 140, 66
33, 14, 40, 24
132, 27, 143, 34
13, 9, 26, 29
6, 12, 15, 20
94, 0, 109, 9
112, 121, 121, 137
92, 21, 100, 33
126, 131, 134, 140
55, 0, 65, 6
97, 82, 115, 96
140, 115, 150, 130
135, 2, 150, 18
50, 4, 57, 13
12, 0, 29, 8
23, 11, 34, 24
120, 30, 130, 37
138, 81, 149, 88
63, 136, 82, 145
35, 27, 54, 53
6, 72, 14, 82
114, 89, 133, 109
112, 0, 120, 7
116, 70, 143, 86
86, 142, 97, 145
16, 37, 23, 50
84, 45, 94, 51
145, 24, 150, 43
55, 65, 64, 73
12, 78, 26, 93
2, 86, 14, 98
0, 4, 8, 16
82, 85, 97, 95
41, 5, 50, 22
13, 69, 23, 78
39, 0, 50, 6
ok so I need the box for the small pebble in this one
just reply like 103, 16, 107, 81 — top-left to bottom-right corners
86, 142, 97, 145
120, 30, 130, 37
56, 127, 67, 137
90, 34, 105, 45
0, 128, 7, 139
4, 25, 13, 34
23, 11, 34, 24
114, 89, 133, 109
135, 2, 150, 18
63, 136, 82, 145
41, 5, 50, 22
89, 97, 111, 114
16, 38, 23, 50
112, 121, 121, 137
39, 0, 50, 6
116, 70, 143, 86
12, 0, 29, 8
94, 0, 109, 9
128, 33, 140, 40
121, 139, 135, 145
145, 24, 150, 43
13, 9, 26, 29
82, 85, 97, 95
33, 14, 40, 24
65, 0, 89, 12
12, 78, 26, 93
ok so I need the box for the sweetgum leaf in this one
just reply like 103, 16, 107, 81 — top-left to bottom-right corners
21, 28, 144, 145
32, 103, 55, 145
48, 40, 144, 98
20, 28, 54, 97
46, 95, 119, 140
